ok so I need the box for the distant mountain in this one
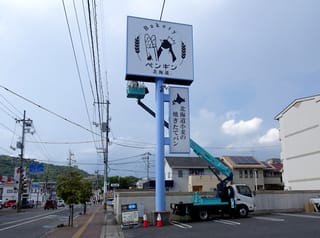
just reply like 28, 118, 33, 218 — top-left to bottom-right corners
0, 155, 91, 182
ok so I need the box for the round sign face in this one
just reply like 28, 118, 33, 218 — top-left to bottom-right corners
126, 16, 193, 85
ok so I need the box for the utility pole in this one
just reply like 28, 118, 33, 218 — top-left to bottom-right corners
67, 150, 76, 167
143, 152, 151, 180
103, 100, 110, 208
16, 110, 33, 212
95, 100, 110, 208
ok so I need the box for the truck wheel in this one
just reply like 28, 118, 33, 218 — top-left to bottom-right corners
237, 206, 248, 218
199, 208, 208, 221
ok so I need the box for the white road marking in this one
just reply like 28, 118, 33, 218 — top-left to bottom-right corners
253, 216, 285, 222
0, 209, 66, 231
274, 213, 320, 219
214, 219, 241, 225
170, 221, 192, 229
0, 216, 49, 232
0, 209, 62, 226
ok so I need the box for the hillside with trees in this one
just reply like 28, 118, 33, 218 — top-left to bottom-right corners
0, 155, 91, 182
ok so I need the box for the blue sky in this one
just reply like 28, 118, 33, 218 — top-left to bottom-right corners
0, 0, 319, 178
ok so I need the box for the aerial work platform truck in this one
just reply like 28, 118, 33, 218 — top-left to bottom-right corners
170, 140, 255, 221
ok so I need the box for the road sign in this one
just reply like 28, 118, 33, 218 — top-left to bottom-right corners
29, 164, 44, 175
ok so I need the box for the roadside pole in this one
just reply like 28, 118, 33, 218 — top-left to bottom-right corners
16, 110, 33, 212
155, 78, 165, 212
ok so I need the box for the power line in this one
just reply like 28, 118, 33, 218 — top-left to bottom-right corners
87, 0, 102, 126
72, 0, 96, 103
206, 144, 280, 150
0, 145, 12, 155
70, 0, 103, 153
0, 121, 16, 134
29, 128, 54, 163
36, 159, 103, 166
109, 160, 146, 166
25, 139, 100, 145
112, 141, 155, 149
160, 0, 166, 21
109, 153, 147, 162
0, 93, 22, 119
81, 0, 94, 68
110, 167, 155, 176
92, 1, 104, 105
0, 85, 100, 136
112, 137, 155, 146
0, 105, 16, 121
61, 0, 96, 139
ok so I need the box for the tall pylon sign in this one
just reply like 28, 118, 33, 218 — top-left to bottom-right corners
126, 16, 193, 85
126, 16, 193, 212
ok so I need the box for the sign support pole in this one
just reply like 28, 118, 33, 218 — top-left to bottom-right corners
155, 77, 165, 212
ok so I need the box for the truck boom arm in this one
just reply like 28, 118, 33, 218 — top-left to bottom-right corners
190, 139, 233, 181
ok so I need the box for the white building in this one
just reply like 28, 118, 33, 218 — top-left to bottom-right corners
165, 156, 224, 192
275, 95, 320, 190
1, 183, 17, 201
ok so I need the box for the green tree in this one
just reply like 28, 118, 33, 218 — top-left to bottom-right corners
56, 170, 82, 226
109, 176, 139, 189
79, 180, 93, 215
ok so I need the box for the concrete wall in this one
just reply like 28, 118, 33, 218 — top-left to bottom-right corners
113, 190, 320, 223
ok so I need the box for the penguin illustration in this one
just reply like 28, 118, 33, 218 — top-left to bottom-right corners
157, 37, 176, 63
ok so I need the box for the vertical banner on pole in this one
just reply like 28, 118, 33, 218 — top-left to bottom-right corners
169, 87, 190, 153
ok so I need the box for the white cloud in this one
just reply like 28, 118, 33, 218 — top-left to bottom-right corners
221, 117, 263, 136
190, 108, 217, 146
258, 128, 279, 144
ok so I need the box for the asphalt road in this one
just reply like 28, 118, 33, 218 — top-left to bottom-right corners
123, 212, 320, 238
0, 205, 83, 238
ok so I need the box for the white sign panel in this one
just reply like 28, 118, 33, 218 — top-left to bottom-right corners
121, 211, 139, 226
169, 87, 190, 153
126, 16, 194, 86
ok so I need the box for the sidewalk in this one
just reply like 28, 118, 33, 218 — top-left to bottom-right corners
42, 205, 124, 238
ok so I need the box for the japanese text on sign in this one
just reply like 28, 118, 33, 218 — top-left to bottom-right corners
169, 87, 190, 153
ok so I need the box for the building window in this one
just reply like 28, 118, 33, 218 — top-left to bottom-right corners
178, 170, 183, 178
244, 170, 248, 178
239, 170, 243, 178
167, 172, 171, 179
189, 168, 204, 175
250, 170, 253, 178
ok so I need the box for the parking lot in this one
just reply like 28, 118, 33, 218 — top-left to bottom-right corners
123, 213, 320, 238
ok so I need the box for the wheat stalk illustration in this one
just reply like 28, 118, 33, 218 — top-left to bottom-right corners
135, 36, 140, 54
181, 42, 186, 59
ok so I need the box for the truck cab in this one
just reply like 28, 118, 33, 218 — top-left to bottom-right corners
231, 184, 255, 217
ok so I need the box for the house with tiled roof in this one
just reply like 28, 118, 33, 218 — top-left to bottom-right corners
262, 158, 284, 190
220, 156, 265, 191
165, 155, 283, 192
165, 157, 223, 192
